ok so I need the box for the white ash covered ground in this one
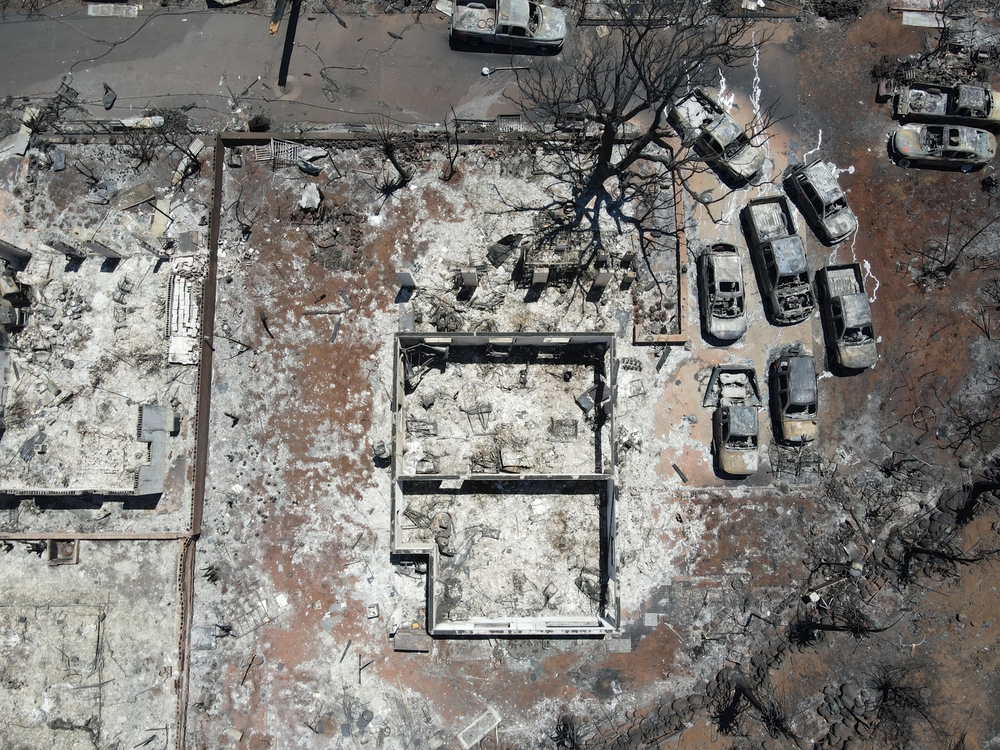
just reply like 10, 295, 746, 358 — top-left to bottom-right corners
0, 539, 182, 750
402, 356, 610, 476
401, 481, 604, 622
3, 251, 174, 488
190, 137, 699, 747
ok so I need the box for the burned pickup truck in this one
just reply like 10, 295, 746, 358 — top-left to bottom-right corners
450, 0, 566, 52
742, 196, 815, 325
770, 352, 818, 444
894, 83, 1000, 127
697, 243, 747, 342
816, 263, 878, 370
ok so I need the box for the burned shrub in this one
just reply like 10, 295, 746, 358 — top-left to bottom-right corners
814, 0, 867, 20
866, 661, 938, 749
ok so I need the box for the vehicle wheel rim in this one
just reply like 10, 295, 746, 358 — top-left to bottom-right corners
961, 164, 974, 173
898, 158, 910, 168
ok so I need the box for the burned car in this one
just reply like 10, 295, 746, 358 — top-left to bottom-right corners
697, 243, 747, 341
770, 353, 818, 444
704, 365, 761, 477
894, 83, 1000, 127
784, 160, 858, 245
668, 88, 765, 183
893, 123, 996, 171
714, 405, 759, 477
450, 0, 566, 52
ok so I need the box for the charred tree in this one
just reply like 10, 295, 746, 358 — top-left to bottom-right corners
115, 127, 165, 171
512, 0, 776, 228
441, 107, 461, 182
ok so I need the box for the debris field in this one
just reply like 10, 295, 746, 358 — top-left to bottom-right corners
2, 4, 1000, 750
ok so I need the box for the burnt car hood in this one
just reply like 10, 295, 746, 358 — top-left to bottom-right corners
782, 417, 818, 443
535, 6, 566, 42
708, 313, 747, 340
721, 142, 764, 179
720, 446, 759, 476
839, 341, 878, 369
705, 117, 764, 179
822, 208, 858, 244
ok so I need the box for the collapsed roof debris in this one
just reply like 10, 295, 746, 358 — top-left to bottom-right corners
168, 255, 206, 365
0, 136, 210, 535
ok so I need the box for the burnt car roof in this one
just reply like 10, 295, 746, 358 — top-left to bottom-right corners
706, 114, 743, 145
923, 124, 991, 154
840, 292, 873, 328
795, 161, 845, 206
956, 85, 989, 112
726, 405, 758, 437
785, 356, 817, 405
710, 249, 742, 281
770, 236, 808, 276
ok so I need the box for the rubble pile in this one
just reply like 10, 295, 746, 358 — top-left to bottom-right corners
0, 140, 210, 532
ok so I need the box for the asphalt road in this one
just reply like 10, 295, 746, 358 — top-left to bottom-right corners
0, 4, 541, 125
0, 4, 797, 137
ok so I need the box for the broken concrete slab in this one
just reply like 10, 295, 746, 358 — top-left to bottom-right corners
118, 115, 164, 129
111, 183, 155, 211
0, 130, 30, 159
171, 137, 205, 186
457, 707, 501, 750
87, 180, 116, 205
88, 3, 139, 16
298, 146, 327, 161
300, 183, 322, 210
150, 198, 171, 238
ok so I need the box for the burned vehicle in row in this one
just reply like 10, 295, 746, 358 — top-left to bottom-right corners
894, 83, 1000, 127
742, 196, 815, 325
668, 88, 765, 184
770, 353, 818, 444
893, 123, 996, 171
816, 264, 878, 370
784, 160, 857, 245
450, 0, 566, 53
704, 365, 761, 477
697, 243, 747, 342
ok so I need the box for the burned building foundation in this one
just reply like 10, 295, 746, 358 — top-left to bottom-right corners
390, 332, 619, 637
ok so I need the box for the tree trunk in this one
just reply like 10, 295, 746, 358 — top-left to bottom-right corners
587, 121, 620, 191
